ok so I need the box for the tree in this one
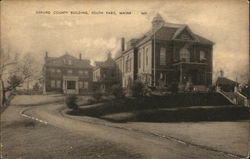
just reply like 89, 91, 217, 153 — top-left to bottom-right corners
111, 84, 125, 98
131, 81, 145, 97
33, 82, 40, 92
65, 95, 78, 110
0, 50, 38, 107
0, 48, 18, 107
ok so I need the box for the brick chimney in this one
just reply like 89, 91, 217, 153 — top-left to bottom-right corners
121, 37, 125, 52
79, 53, 82, 60
45, 51, 48, 58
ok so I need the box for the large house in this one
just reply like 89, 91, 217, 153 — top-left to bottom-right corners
115, 13, 214, 91
42, 52, 93, 94
93, 52, 118, 92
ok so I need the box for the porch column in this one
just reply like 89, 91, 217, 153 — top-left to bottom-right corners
76, 80, 79, 94
204, 70, 207, 85
64, 80, 67, 94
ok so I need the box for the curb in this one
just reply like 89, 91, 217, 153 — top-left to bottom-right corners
20, 108, 48, 125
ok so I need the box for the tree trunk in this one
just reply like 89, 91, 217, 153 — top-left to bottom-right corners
0, 79, 6, 107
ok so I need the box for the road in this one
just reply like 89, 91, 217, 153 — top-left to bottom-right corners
17, 103, 241, 159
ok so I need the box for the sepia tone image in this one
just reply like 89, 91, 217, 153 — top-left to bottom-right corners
0, 0, 249, 158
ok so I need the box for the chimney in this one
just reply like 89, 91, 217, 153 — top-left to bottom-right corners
121, 37, 125, 52
45, 51, 48, 58
79, 53, 82, 60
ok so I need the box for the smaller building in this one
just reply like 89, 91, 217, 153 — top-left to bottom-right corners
216, 77, 238, 92
93, 52, 118, 92
42, 52, 93, 94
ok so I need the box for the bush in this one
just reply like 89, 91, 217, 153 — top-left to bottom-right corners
65, 95, 78, 110
111, 84, 125, 98
92, 91, 103, 101
131, 81, 145, 97
170, 82, 178, 94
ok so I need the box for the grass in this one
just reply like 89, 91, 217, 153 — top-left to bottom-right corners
67, 93, 249, 123
1, 118, 143, 159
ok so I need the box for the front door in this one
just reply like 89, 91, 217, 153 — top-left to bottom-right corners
65, 80, 78, 94
67, 81, 76, 89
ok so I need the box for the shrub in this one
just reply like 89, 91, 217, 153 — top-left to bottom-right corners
92, 90, 103, 101
87, 98, 96, 105
131, 81, 145, 97
65, 95, 78, 110
111, 84, 125, 98
170, 82, 178, 94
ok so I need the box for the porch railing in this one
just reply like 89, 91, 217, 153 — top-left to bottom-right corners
216, 86, 248, 106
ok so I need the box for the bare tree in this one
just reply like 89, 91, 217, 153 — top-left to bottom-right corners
0, 48, 18, 107
0, 50, 38, 107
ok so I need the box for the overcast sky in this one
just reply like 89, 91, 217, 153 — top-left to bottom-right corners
1, 0, 249, 83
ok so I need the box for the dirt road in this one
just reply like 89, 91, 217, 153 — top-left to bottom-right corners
19, 103, 241, 159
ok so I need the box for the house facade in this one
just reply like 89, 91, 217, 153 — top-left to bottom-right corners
42, 52, 93, 94
115, 13, 214, 91
93, 52, 118, 92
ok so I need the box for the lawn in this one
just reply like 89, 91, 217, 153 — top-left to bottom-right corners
67, 93, 249, 123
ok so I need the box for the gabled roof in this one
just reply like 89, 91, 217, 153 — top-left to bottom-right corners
114, 14, 214, 60
136, 22, 214, 47
94, 57, 116, 70
45, 53, 93, 68
216, 77, 238, 85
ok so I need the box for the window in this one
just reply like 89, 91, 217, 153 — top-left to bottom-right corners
57, 69, 61, 73
138, 51, 141, 69
56, 80, 61, 88
142, 48, 145, 71
51, 80, 55, 88
68, 60, 72, 65
126, 56, 129, 73
180, 48, 190, 62
79, 70, 83, 75
129, 58, 132, 72
84, 81, 88, 89
145, 48, 149, 66
79, 81, 83, 88
200, 51, 206, 61
160, 47, 166, 65
84, 71, 89, 77
67, 69, 73, 74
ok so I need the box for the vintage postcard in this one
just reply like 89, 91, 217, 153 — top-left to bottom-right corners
0, 0, 249, 158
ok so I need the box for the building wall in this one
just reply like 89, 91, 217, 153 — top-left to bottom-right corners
137, 40, 153, 85
122, 49, 135, 88
93, 68, 101, 82
44, 66, 92, 94
115, 56, 124, 84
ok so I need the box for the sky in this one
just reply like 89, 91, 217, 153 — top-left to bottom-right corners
1, 0, 249, 83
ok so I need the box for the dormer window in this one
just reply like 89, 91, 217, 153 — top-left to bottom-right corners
180, 48, 190, 62
63, 59, 72, 65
